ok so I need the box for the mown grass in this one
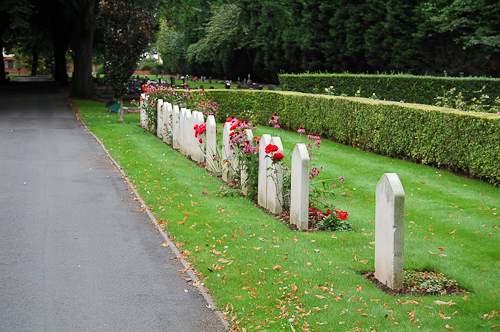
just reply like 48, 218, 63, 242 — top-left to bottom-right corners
75, 99, 499, 331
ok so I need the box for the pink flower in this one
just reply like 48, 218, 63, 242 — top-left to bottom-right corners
297, 126, 306, 134
338, 176, 345, 182
332, 183, 336, 187
341, 192, 347, 196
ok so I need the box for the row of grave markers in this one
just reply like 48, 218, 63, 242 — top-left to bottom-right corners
139, 95, 406, 290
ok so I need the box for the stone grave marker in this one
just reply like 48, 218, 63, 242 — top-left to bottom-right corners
241, 129, 254, 195
375, 173, 405, 290
157, 99, 164, 139
205, 115, 217, 172
172, 105, 180, 149
266, 136, 284, 214
140, 93, 148, 129
290, 143, 310, 230
258, 134, 272, 208
164, 102, 172, 144
268, 84, 276, 91
191, 110, 199, 159
222, 121, 233, 182
195, 111, 205, 163
179, 108, 186, 155
185, 109, 193, 158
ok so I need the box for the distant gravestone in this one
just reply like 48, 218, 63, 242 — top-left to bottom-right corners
172, 105, 180, 149
222, 122, 233, 182
170, 76, 175, 87
290, 143, 310, 230
157, 99, 164, 139
268, 84, 276, 91
241, 129, 254, 196
179, 108, 187, 154
185, 109, 193, 158
140, 93, 148, 129
164, 103, 172, 144
375, 173, 405, 290
258, 134, 272, 208
205, 115, 217, 172
191, 111, 199, 160
194, 112, 205, 163
266, 136, 284, 214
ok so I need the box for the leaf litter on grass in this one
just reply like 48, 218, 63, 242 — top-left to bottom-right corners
75, 101, 500, 331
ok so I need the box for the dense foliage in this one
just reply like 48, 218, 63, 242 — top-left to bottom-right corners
189, 89, 500, 186
159, 0, 500, 83
279, 73, 500, 106
98, 0, 158, 121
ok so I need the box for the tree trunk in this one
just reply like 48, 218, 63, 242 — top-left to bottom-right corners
53, 33, 69, 86
31, 50, 39, 76
70, 0, 96, 99
118, 97, 124, 123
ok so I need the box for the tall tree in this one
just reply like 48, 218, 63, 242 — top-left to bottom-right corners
70, 0, 98, 99
98, 0, 158, 122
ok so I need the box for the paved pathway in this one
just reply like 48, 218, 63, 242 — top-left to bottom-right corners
0, 79, 226, 331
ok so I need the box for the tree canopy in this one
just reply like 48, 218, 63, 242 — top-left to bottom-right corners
159, 0, 500, 83
98, 0, 158, 122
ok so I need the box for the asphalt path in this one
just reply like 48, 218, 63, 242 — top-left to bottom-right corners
0, 78, 226, 331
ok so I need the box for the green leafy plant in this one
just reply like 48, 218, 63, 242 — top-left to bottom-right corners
403, 270, 462, 294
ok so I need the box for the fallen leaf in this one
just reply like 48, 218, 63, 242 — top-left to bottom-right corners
253, 247, 262, 250
315, 295, 326, 299
273, 265, 282, 270
291, 284, 298, 292
161, 242, 170, 247
445, 324, 455, 329
491, 325, 499, 330
439, 312, 451, 320
360, 260, 369, 264
435, 300, 456, 306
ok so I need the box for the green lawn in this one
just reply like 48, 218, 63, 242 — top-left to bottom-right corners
75, 99, 499, 331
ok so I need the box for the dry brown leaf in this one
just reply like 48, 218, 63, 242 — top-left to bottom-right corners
445, 324, 455, 329
439, 312, 451, 320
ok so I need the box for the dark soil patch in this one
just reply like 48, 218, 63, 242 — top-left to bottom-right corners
278, 209, 330, 231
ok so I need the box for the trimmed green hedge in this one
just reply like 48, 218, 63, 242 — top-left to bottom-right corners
198, 89, 500, 186
278, 73, 500, 106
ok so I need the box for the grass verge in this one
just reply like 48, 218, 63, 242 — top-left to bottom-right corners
75, 99, 499, 331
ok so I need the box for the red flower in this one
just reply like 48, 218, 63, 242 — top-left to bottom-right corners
338, 211, 348, 220
199, 138, 203, 144
272, 152, 284, 162
265, 144, 279, 154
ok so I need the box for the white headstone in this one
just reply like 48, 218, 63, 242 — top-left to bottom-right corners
184, 109, 193, 158
196, 112, 205, 163
375, 173, 405, 290
205, 115, 217, 172
172, 105, 180, 149
266, 136, 284, 214
157, 99, 164, 139
140, 93, 148, 129
179, 108, 186, 154
222, 122, 233, 182
290, 143, 310, 230
192, 111, 205, 163
241, 129, 254, 195
258, 134, 272, 208
191, 111, 199, 160
164, 102, 172, 144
